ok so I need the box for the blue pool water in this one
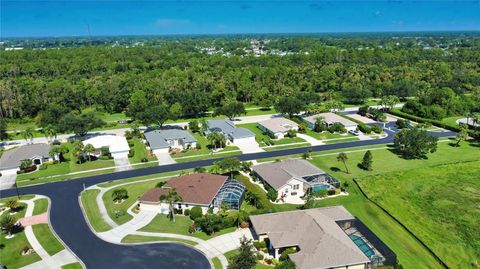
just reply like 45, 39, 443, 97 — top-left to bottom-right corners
311, 184, 329, 192
349, 234, 375, 258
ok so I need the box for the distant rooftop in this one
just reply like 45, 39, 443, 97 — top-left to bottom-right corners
144, 128, 197, 150
259, 117, 299, 133
303, 112, 357, 127
207, 119, 254, 139
0, 143, 51, 170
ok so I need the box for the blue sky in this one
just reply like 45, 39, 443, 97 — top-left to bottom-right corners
1, 1, 480, 37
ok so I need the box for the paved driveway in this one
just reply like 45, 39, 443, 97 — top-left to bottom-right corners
234, 139, 264, 154
113, 158, 132, 172
153, 149, 176, 165
0, 169, 17, 190
296, 133, 323, 146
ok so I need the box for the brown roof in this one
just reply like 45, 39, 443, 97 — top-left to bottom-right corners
139, 173, 228, 206
250, 206, 370, 269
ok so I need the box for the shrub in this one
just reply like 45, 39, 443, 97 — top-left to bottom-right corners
253, 240, 267, 250
188, 223, 196, 234
371, 125, 382, 134
183, 209, 190, 216
267, 187, 278, 202
279, 247, 297, 261
256, 253, 264, 260
327, 189, 336, 196
194, 214, 223, 235
23, 165, 37, 173
312, 189, 328, 198
396, 119, 410, 129
190, 206, 203, 220
112, 188, 128, 202
328, 122, 347, 133
357, 124, 371, 134
141, 157, 148, 162
128, 149, 135, 158
196, 144, 202, 150
286, 129, 297, 138
264, 258, 273, 265
100, 146, 111, 157
124, 130, 133, 140
39, 164, 47, 170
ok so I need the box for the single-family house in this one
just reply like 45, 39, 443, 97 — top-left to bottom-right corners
138, 173, 245, 214
82, 135, 130, 159
0, 143, 54, 172
258, 117, 299, 139
250, 206, 372, 269
205, 119, 255, 144
303, 112, 358, 131
144, 129, 197, 154
252, 158, 340, 201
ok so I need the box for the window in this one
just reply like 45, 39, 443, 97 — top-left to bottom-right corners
293, 184, 300, 190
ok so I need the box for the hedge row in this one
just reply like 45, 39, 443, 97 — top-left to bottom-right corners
236, 174, 274, 212
389, 109, 480, 139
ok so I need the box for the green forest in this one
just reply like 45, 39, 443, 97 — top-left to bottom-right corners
1, 35, 479, 132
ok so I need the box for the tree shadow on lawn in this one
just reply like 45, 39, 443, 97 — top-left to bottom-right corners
330, 167, 341, 172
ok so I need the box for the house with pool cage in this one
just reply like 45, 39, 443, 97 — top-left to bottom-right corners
252, 158, 340, 202
138, 173, 245, 214
250, 206, 397, 269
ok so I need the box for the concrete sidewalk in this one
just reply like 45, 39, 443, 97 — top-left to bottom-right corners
97, 210, 157, 243
296, 133, 324, 146
20, 196, 78, 269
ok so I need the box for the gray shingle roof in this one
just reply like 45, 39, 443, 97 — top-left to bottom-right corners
252, 158, 325, 190
207, 119, 255, 139
144, 129, 197, 150
303, 112, 358, 127
250, 206, 370, 269
0, 144, 51, 170
259, 117, 299, 133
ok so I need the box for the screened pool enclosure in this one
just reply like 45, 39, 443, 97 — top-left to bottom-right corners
214, 179, 246, 210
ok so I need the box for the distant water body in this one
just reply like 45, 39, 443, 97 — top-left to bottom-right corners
1, 1, 480, 38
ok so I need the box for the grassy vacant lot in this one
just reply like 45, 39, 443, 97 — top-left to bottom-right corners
103, 180, 162, 225
237, 123, 306, 147
139, 214, 236, 240
120, 234, 198, 246
0, 201, 41, 269
80, 189, 112, 232
359, 161, 480, 269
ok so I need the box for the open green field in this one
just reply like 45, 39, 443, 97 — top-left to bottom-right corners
139, 214, 236, 240
80, 189, 112, 232
120, 234, 198, 246
358, 161, 480, 269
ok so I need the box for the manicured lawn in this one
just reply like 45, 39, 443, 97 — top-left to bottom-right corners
61, 262, 83, 269
0, 229, 41, 269
263, 143, 311, 151
442, 116, 463, 127
0, 201, 41, 269
120, 234, 198, 246
102, 180, 163, 225
97, 170, 185, 188
17, 162, 70, 181
323, 137, 359, 144
212, 257, 222, 269
139, 214, 236, 240
31, 224, 64, 256
17, 168, 116, 187
171, 132, 240, 159
224, 249, 273, 269
302, 128, 355, 140
236, 123, 306, 147
32, 198, 49, 215
128, 137, 157, 164
358, 161, 480, 268
80, 189, 112, 232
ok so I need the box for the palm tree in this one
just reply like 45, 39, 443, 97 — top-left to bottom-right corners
314, 116, 327, 132
83, 143, 96, 162
43, 125, 56, 143
159, 189, 182, 222
0, 214, 17, 239
4, 199, 18, 212
337, 152, 349, 174
22, 127, 34, 144
207, 132, 225, 150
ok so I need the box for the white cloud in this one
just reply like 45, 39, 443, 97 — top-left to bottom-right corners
154, 19, 190, 27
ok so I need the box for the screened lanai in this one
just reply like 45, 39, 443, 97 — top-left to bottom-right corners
214, 179, 246, 210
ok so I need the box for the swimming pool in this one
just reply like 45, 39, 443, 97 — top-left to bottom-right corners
311, 184, 330, 192
349, 234, 375, 258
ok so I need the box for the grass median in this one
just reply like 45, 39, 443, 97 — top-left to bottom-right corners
80, 189, 112, 232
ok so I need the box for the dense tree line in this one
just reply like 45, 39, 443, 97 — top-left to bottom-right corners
1, 36, 479, 124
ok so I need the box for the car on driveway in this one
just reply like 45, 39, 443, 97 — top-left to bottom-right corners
348, 130, 360, 136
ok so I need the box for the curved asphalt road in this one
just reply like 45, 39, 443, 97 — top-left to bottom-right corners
0, 126, 454, 269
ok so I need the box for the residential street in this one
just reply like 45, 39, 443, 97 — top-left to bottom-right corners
0, 125, 454, 269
